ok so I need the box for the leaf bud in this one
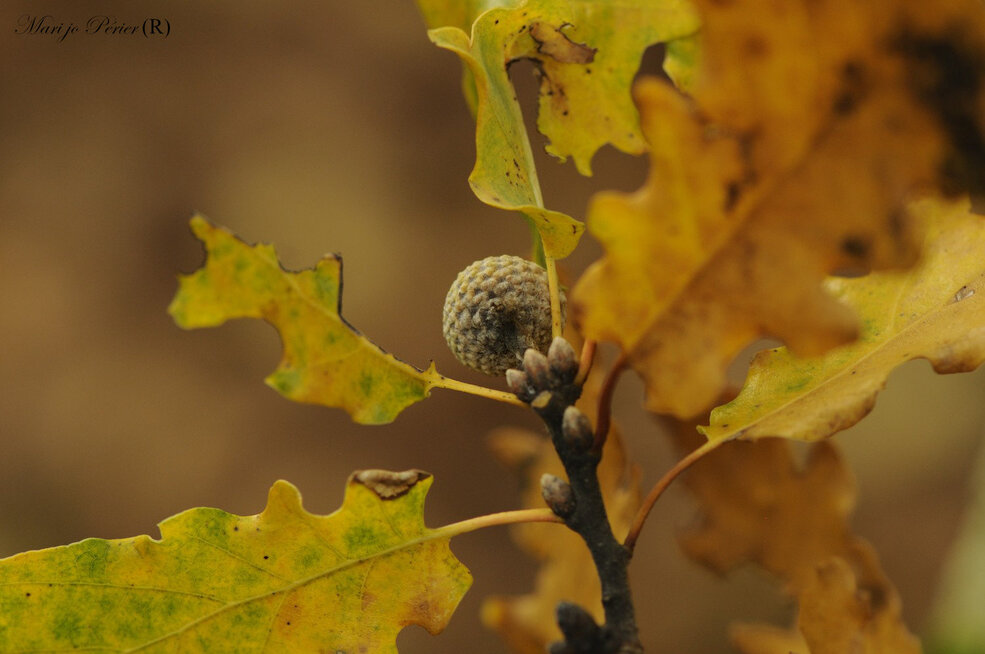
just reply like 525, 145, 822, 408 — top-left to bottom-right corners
540, 473, 575, 518
523, 347, 551, 389
506, 368, 534, 402
562, 406, 594, 451
555, 601, 601, 644
547, 337, 578, 385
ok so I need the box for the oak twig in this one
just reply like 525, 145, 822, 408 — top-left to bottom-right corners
507, 338, 642, 654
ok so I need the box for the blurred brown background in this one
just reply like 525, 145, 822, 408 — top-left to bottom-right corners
1, 2, 983, 652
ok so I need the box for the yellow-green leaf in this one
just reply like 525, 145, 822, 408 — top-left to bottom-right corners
427, 22, 582, 260
663, 32, 700, 93
419, 0, 700, 257
0, 474, 471, 653
169, 215, 442, 424
701, 196, 985, 444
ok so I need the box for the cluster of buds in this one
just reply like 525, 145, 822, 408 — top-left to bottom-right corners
505, 337, 579, 405
505, 337, 597, 520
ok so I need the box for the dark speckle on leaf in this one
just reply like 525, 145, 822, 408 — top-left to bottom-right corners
894, 28, 985, 195
833, 60, 867, 115
841, 235, 870, 259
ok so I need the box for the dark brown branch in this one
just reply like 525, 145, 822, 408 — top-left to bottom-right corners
508, 338, 642, 654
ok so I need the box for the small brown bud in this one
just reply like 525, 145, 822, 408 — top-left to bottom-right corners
540, 473, 575, 518
562, 406, 594, 451
556, 601, 601, 643
523, 347, 551, 389
506, 368, 534, 402
547, 337, 578, 385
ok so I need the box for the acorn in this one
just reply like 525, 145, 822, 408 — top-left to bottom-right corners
442, 255, 565, 376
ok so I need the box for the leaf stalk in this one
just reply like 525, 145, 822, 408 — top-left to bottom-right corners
623, 438, 722, 555
435, 508, 562, 539
431, 375, 528, 407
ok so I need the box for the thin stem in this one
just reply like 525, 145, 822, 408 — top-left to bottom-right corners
593, 352, 627, 451
623, 439, 722, 555
432, 375, 527, 407
575, 339, 596, 386
434, 508, 562, 539
545, 254, 563, 340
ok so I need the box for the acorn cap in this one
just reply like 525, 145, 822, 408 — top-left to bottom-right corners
442, 255, 565, 376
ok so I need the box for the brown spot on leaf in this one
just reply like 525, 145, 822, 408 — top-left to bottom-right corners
893, 25, 985, 195
353, 469, 429, 499
743, 35, 769, 57
529, 22, 596, 64
833, 60, 868, 115
840, 235, 871, 259
724, 181, 742, 212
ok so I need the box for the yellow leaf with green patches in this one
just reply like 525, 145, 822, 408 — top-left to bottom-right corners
418, 0, 700, 257
168, 215, 443, 424
0, 473, 471, 653
701, 196, 985, 444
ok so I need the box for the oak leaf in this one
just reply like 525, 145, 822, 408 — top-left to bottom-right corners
796, 556, 921, 654
169, 216, 446, 424
573, 0, 985, 418
417, 0, 700, 257
672, 427, 919, 653
702, 196, 985, 444
0, 474, 471, 653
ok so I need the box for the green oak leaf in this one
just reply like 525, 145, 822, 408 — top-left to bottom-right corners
0, 474, 471, 653
169, 215, 444, 425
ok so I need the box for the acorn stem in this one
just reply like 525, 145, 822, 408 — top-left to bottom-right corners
431, 375, 528, 407
545, 254, 563, 340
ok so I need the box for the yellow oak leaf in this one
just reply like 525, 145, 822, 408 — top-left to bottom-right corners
702, 196, 985, 444
573, 0, 985, 418
796, 557, 921, 654
731, 556, 923, 654
481, 368, 641, 653
418, 0, 699, 257
679, 437, 858, 591
671, 426, 919, 653
0, 474, 472, 653
169, 215, 448, 425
